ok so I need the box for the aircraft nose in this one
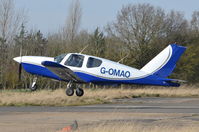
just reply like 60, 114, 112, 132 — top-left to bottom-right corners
13, 57, 22, 63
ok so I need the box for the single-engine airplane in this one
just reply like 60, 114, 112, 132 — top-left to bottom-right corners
13, 44, 186, 97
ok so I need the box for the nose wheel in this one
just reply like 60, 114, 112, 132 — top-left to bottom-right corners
66, 82, 84, 97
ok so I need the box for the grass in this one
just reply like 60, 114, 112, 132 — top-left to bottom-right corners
0, 85, 199, 106
77, 122, 199, 132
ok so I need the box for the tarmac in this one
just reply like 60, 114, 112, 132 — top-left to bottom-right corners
0, 97, 199, 132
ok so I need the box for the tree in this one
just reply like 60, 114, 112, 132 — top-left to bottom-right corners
106, 3, 189, 68
106, 4, 166, 67
0, 0, 26, 89
164, 10, 188, 45
63, 0, 82, 43
88, 28, 106, 57
191, 11, 199, 33
12, 27, 48, 89
106, 4, 165, 48
190, 11, 199, 41
21, 30, 47, 56
0, 0, 26, 44
175, 44, 199, 83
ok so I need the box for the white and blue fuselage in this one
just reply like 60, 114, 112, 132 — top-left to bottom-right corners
13, 44, 186, 87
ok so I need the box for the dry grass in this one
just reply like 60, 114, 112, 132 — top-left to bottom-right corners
0, 85, 199, 106
78, 122, 199, 132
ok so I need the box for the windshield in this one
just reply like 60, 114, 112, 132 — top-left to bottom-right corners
65, 54, 84, 67
54, 54, 67, 63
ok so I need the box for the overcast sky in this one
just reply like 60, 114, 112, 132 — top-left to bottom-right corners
15, 0, 199, 34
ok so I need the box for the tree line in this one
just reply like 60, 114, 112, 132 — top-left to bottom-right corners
0, 0, 199, 89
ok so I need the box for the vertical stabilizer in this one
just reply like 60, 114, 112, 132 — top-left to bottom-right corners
140, 44, 186, 78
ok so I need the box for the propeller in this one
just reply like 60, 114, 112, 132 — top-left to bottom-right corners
18, 63, 22, 81
18, 46, 22, 81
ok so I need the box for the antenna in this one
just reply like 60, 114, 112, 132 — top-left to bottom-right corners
117, 53, 129, 63
79, 44, 89, 54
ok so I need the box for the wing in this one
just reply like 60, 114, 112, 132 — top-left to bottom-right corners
41, 61, 84, 82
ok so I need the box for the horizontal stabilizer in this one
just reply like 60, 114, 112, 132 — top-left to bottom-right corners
158, 78, 187, 83
158, 78, 187, 87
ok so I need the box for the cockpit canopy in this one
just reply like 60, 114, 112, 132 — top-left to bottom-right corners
54, 53, 102, 68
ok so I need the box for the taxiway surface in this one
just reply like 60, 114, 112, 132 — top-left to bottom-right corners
0, 97, 199, 132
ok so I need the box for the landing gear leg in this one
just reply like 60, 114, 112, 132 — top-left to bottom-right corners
65, 82, 84, 97
30, 77, 37, 91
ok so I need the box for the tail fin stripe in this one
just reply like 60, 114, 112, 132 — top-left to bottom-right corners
150, 47, 172, 74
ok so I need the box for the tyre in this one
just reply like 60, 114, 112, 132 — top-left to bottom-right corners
76, 88, 84, 97
66, 88, 74, 96
30, 84, 37, 91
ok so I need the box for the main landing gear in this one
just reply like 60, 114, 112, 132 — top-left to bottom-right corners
66, 82, 84, 97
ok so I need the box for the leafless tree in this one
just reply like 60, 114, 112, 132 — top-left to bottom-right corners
165, 11, 188, 35
0, 0, 26, 44
105, 3, 189, 68
191, 11, 199, 33
0, 0, 26, 89
106, 3, 166, 50
106, 4, 167, 67
163, 10, 188, 44
63, 0, 82, 43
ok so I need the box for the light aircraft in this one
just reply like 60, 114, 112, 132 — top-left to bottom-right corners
13, 44, 186, 97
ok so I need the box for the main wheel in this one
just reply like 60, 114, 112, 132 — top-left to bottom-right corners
66, 88, 74, 96
76, 88, 84, 97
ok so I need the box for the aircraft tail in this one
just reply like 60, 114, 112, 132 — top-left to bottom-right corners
140, 44, 186, 78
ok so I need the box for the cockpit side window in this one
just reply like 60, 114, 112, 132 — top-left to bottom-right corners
65, 54, 84, 67
54, 54, 67, 63
87, 57, 102, 68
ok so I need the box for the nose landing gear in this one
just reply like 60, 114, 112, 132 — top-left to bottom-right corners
30, 77, 38, 91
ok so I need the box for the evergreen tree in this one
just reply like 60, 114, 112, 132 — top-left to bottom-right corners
89, 28, 106, 57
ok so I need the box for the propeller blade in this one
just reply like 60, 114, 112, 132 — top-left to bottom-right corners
18, 63, 22, 81
18, 45, 23, 81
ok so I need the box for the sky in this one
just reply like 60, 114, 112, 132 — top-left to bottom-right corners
15, 0, 199, 34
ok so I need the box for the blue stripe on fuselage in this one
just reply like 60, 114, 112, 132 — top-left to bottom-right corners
21, 63, 178, 87
74, 72, 174, 86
